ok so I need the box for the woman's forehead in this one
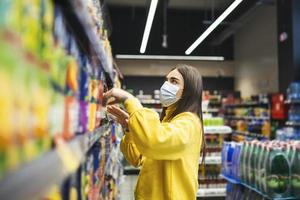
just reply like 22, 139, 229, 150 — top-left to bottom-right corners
167, 69, 181, 78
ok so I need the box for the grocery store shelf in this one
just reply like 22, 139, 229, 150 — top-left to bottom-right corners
226, 116, 270, 121
0, 124, 111, 200
54, 0, 114, 87
221, 174, 241, 184
286, 121, 300, 127
285, 100, 300, 105
204, 126, 232, 134
222, 174, 297, 200
197, 188, 226, 197
224, 102, 269, 107
203, 108, 220, 113
200, 156, 221, 165
233, 131, 268, 139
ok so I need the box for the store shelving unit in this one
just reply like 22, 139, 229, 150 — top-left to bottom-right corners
285, 100, 300, 105
224, 102, 269, 108
232, 130, 268, 139
197, 188, 227, 198
285, 121, 300, 127
200, 156, 222, 165
0, 0, 121, 199
198, 125, 232, 199
226, 115, 270, 121
204, 108, 220, 112
0, 124, 111, 200
54, 0, 114, 86
204, 126, 232, 134
223, 100, 271, 141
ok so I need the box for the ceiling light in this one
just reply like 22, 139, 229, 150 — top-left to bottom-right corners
185, 0, 243, 55
140, 0, 159, 54
115, 54, 225, 61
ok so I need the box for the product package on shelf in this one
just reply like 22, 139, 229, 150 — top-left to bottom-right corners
276, 127, 300, 141
202, 91, 222, 117
0, 0, 59, 177
42, 123, 124, 200
287, 82, 300, 102
222, 95, 271, 141
275, 82, 300, 141
197, 114, 232, 197
80, 124, 123, 200
222, 140, 300, 199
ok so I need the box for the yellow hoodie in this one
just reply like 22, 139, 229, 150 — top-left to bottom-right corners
120, 98, 203, 200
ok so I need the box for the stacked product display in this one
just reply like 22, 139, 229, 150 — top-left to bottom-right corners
221, 83, 300, 199
203, 91, 222, 117
222, 140, 300, 199
79, 125, 123, 200
223, 95, 271, 141
197, 116, 232, 198
0, 0, 123, 199
276, 82, 300, 141
58, 125, 123, 200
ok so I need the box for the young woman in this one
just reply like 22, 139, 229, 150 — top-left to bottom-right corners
104, 65, 205, 200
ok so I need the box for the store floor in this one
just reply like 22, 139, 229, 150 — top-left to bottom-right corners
119, 175, 138, 200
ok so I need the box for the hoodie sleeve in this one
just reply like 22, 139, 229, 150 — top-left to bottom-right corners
120, 130, 145, 167
124, 98, 200, 160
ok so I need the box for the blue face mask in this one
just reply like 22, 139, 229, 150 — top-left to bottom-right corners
160, 81, 180, 107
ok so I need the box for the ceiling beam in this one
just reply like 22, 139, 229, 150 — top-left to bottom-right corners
211, 0, 275, 46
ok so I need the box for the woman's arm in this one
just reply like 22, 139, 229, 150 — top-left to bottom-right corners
106, 104, 144, 167
120, 131, 144, 167
125, 98, 200, 160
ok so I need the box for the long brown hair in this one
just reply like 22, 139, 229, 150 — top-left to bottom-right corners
160, 64, 206, 164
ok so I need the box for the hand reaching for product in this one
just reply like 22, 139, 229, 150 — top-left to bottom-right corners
103, 88, 134, 105
107, 105, 129, 130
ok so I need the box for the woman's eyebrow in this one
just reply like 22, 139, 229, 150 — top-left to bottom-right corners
169, 76, 180, 81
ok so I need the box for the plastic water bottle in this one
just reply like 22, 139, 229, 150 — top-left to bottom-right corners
258, 143, 268, 193
246, 140, 256, 185
240, 141, 249, 182
254, 142, 263, 189
266, 146, 291, 198
261, 144, 272, 194
291, 145, 300, 198
227, 142, 235, 178
232, 143, 242, 180
221, 142, 230, 176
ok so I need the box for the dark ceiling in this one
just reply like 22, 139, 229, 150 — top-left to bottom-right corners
107, 0, 233, 10
105, 0, 271, 60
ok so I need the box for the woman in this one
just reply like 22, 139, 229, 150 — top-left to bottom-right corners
104, 65, 205, 200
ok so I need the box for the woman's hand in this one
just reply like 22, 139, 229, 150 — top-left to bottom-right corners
107, 105, 129, 130
104, 88, 134, 105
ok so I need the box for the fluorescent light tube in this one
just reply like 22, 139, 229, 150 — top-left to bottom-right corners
115, 54, 225, 61
185, 0, 243, 55
140, 0, 159, 54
